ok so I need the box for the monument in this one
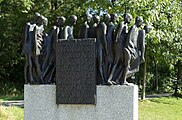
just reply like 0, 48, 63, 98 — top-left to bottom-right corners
23, 12, 152, 120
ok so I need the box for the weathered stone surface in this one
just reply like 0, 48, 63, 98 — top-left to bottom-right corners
24, 85, 138, 120
56, 39, 96, 104
24, 85, 57, 120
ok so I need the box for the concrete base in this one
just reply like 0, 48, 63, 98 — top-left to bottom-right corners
24, 85, 138, 120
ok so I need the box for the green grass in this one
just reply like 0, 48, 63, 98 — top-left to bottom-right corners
139, 97, 182, 120
0, 95, 23, 101
0, 106, 24, 120
0, 107, 8, 120
0, 96, 24, 120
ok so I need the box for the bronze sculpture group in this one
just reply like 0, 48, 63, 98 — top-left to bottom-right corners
23, 12, 152, 85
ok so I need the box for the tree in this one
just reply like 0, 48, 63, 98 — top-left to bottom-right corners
0, 0, 181, 96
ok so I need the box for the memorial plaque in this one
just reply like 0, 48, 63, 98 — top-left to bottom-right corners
56, 39, 96, 104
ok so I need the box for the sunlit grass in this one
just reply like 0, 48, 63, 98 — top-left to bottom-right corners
139, 97, 182, 120
0, 106, 9, 120
0, 106, 24, 120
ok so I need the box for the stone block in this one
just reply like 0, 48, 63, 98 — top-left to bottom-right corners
24, 85, 138, 120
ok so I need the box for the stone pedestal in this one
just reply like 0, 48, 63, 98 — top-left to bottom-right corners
24, 85, 138, 120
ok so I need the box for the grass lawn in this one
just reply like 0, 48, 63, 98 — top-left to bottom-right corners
0, 96, 182, 120
0, 96, 23, 101
139, 97, 182, 120
0, 106, 24, 120
0, 95, 24, 120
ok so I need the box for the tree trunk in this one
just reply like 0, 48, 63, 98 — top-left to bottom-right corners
177, 60, 182, 81
174, 60, 182, 95
153, 55, 159, 92
141, 61, 146, 100
51, 0, 58, 10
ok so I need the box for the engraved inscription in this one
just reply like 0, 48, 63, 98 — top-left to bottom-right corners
56, 39, 96, 104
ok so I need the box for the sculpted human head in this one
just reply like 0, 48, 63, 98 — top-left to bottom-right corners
36, 15, 44, 26
144, 25, 152, 33
103, 13, 111, 24
124, 13, 132, 24
135, 16, 143, 27
93, 15, 100, 24
56, 16, 66, 27
32, 12, 40, 23
69, 15, 77, 26
85, 13, 92, 23
110, 13, 117, 22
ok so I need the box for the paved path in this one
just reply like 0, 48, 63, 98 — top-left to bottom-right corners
0, 93, 173, 108
0, 100, 24, 108
139, 93, 173, 100
145, 93, 173, 98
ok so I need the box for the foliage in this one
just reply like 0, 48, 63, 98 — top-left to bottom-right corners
0, 0, 94, 95
0, 0, 181, 94
0, 0, 30, 95
139, 97, 182, 120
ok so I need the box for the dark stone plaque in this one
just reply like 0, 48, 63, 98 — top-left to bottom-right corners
56, 39, 96, 104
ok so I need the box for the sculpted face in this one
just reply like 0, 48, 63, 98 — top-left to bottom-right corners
57, 16, 66, 27
86, 14, 92, 23
104, 14, 111, 23
93, 15, 100, 24
124, 13, 132, 24
32, 12, 40, 23
70, 15, 77, 26
144, 25, 152, 33
110, 14, 117, 22
135, 16, 143, 27
36, 15, 44, 26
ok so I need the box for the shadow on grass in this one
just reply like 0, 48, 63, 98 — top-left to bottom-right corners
172, 93, 182, 98
148, 96, 182, 105
0, 95, 24, 101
